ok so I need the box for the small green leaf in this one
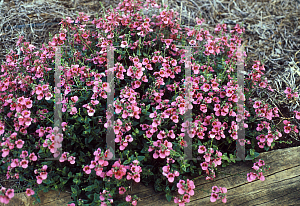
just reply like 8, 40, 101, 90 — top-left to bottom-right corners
245, 155, 254, 160
123, 159, 131, 165
253, 152, 260, 158
84, 185, 95, 192
146, 104, 150, 111
166, 193, 172, 202
68, 172, 73, 178
137, 156, 144, 162
71, 186, 77, 194
78, 117, 84, 123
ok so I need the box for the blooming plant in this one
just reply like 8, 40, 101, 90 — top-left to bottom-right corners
0, 0, 299, 205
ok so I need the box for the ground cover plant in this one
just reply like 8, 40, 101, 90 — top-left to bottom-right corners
0, 0, 299, 205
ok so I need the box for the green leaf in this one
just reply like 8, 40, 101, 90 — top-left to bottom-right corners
137, 156, 144, 162
253, 152, 260, 158
68, 172, 73, 178
137, 49, 141, 56
140, 115, 146, 123
250, 149, 255, 156
123, 159, 131, 165
221, 153, 229, 161
166, 193, 172, 202
245, 155, 254, 160
84, 116, 91, 124
71, 186, 77, 194
84, 185, 95, 192
146, 104, 150, 111
264, 146, 270, 151
78, 117, 84, 123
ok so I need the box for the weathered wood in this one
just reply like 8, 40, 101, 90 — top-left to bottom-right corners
0, 189, 72, 206
124, 146, 300, 205
2, 146, 299, 205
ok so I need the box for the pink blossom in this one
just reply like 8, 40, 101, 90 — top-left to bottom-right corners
25, 188, 35, 197
5, 189, 14, 199
198, 145, 206, 154
119, 187, 126, 195
210, 193, 219, 202
36, 176, 43, 184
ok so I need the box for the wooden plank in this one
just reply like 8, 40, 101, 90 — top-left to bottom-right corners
0, 189, 72, 206
2, 146, 299, 205
124, 146, 300, 205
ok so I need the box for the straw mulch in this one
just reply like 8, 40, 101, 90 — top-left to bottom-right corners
0, 0, 299, 192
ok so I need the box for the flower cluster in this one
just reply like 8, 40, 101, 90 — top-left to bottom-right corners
125, 195, 138, 206
284, 86, 298, 100
162, 162, 180, 183
247, 159, 270, 182
210, 186, 228, 203
174, 179, 195, 205
125, 160, 142, 183
34, 165, 48, 185
83, 148, 113, 176
59, 152, 76, 164
199, 146, 223, 180
0, 187, 14, 204
99, 189, 113, 206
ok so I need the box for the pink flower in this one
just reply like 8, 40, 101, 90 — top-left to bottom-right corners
284, 125, 292, 134
119, 186, 126, 195
210, 193, 219, 202
20, 160, 29, 168
258, 172, 265, 181
284, 87, 292, 94
253, 101, 261, 108
201, 83, 211, 92
121, 41, 128, 48
212, 186, 219, 193
247, 172, 258, 182
5, 189, 14, 199
0, 124, 4, 135
198, 145, 206, 154
222, 197, 227, 203
219, 187, 227, 194
15, 139, 25, 149
1, 149, 9, 158
59, 33, 66, 40
294, 111, 299, 119
167, 173, 175, 183
26, 188, 35, 197
125, 195, 132, 202
83, 165, 91, 174
164, 39, 173, 46
36, 176, 43, 184
40, 172, 48, 180
200, 104, 207, 113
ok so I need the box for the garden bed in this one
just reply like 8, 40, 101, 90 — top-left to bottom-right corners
0, 0, 299, 205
